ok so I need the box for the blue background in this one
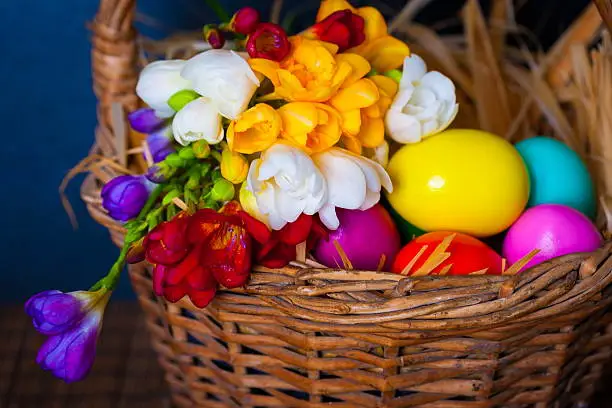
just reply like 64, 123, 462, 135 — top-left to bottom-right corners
0, 0, 588, 302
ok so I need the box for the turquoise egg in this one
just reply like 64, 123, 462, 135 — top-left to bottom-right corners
516, 136, 596, 218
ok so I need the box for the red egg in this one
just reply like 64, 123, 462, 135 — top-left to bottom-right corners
391, 231, 503, 275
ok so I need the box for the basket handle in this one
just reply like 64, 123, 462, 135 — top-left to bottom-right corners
91, 0, 139, 135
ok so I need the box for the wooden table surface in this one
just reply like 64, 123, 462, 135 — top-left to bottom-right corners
1, 301, 610, 407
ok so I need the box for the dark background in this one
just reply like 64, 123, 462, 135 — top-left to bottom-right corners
0, 0, 590, 302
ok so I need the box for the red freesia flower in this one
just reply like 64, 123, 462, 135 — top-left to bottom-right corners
230, 7, 260, 35
144, 202, 270, 308
256, 214, 329, 268
144, 213, 191, 265
246, 23, 291, 62
305, 9, 365, 52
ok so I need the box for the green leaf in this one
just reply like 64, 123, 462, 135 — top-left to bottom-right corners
161, 189, 181, 206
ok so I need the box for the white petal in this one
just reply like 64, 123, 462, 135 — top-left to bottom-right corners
385, 110, 423, 144
421, 119, 439, 137
171, 97, 221, 146
421, 71, 456, 103
318, 204, 340, 230
390, 86, 415, 112
400, 54, 427, 88
359, 189, 380, 211
275, 190, 305, 223
439, 103, 459, 127
136, 60, 192, 118
181, 49, 259, 120
315, 153, 366, 209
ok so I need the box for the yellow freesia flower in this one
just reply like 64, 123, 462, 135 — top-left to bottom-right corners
326, 75, 398, 154
315, 0, 410, 73
227, 103, 281, 154
249, 36, 370, 103
277, 102, 343, 153
220, 148, 249, 184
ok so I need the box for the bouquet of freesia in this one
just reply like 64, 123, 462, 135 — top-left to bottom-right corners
27, 0, 606, 389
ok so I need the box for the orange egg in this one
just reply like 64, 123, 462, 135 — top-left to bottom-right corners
391, 231, 503, 275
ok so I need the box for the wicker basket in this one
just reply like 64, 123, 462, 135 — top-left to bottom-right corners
84, 0, 612, 406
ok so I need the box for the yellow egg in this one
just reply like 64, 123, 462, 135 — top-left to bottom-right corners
386, 129, 529, 237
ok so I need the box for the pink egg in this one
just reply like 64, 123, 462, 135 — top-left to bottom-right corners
314, 205, 401, 270
503, 204, 602, 270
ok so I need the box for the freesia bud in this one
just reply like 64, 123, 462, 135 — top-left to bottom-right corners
192, 140, 211, 159
181, 49, 260, 120
172, 97, 224, 146
230, 7, 260, 35
145, 127, 175, 163
385, 54, 458, 143
312, 147, 392, 230
167, 89, 200, 112
304, 9, 365, 52
127, 108, 166, 133
220, 149, 249, 184
246, 23, 291, 62
101, 175, 154, 221
203, 25, 226, 49
26, 289, 111, 383
136, 60, 192, 118
211, 179, 236, 202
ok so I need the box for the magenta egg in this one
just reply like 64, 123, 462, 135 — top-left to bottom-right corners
503, 204, 602, 270
314, 205, 401, 270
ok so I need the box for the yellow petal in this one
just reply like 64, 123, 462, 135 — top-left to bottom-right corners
363, 103, 381, 119
358, 115, 385, 148
227, 104, 281, 154
335, 53, 371, 88
278, 102, 318, 145
249, 59, 281, 86
342, 135, 362, 154
369, 75, 399, 98
339, 109, 361, 137
329, 78, 379, 112
277, 69, 308, 95
316, 0, 357, 22
356, 6, 388, 41
361, 36, 411, 73
330, 60, 353, 92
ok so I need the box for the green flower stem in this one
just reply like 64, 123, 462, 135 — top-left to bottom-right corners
204, 0, 231, 23
90, 184, 165, 292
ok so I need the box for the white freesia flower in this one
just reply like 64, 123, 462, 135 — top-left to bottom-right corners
136, 60, 192, 118
385, 54, 458, 144
246, 143, 327, 230
181, 49, 260, 120
172, 97, 224, 146
313, 148, 393, 230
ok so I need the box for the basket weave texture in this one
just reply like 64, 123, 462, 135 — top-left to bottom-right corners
86, 0, 612, 406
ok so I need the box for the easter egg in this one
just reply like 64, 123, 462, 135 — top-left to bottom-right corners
314, 205, 401, 270
391, 231, 503, 275
516, 136, 596, 218
386, 129, 529, 237
503, 204, 602, 270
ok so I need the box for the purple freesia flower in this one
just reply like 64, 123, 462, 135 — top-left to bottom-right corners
25, 290, 85, 335
25, 289, 110, 383
128, 108, 166, 133
145, 128, 175, 163
101, 175, 154, 221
